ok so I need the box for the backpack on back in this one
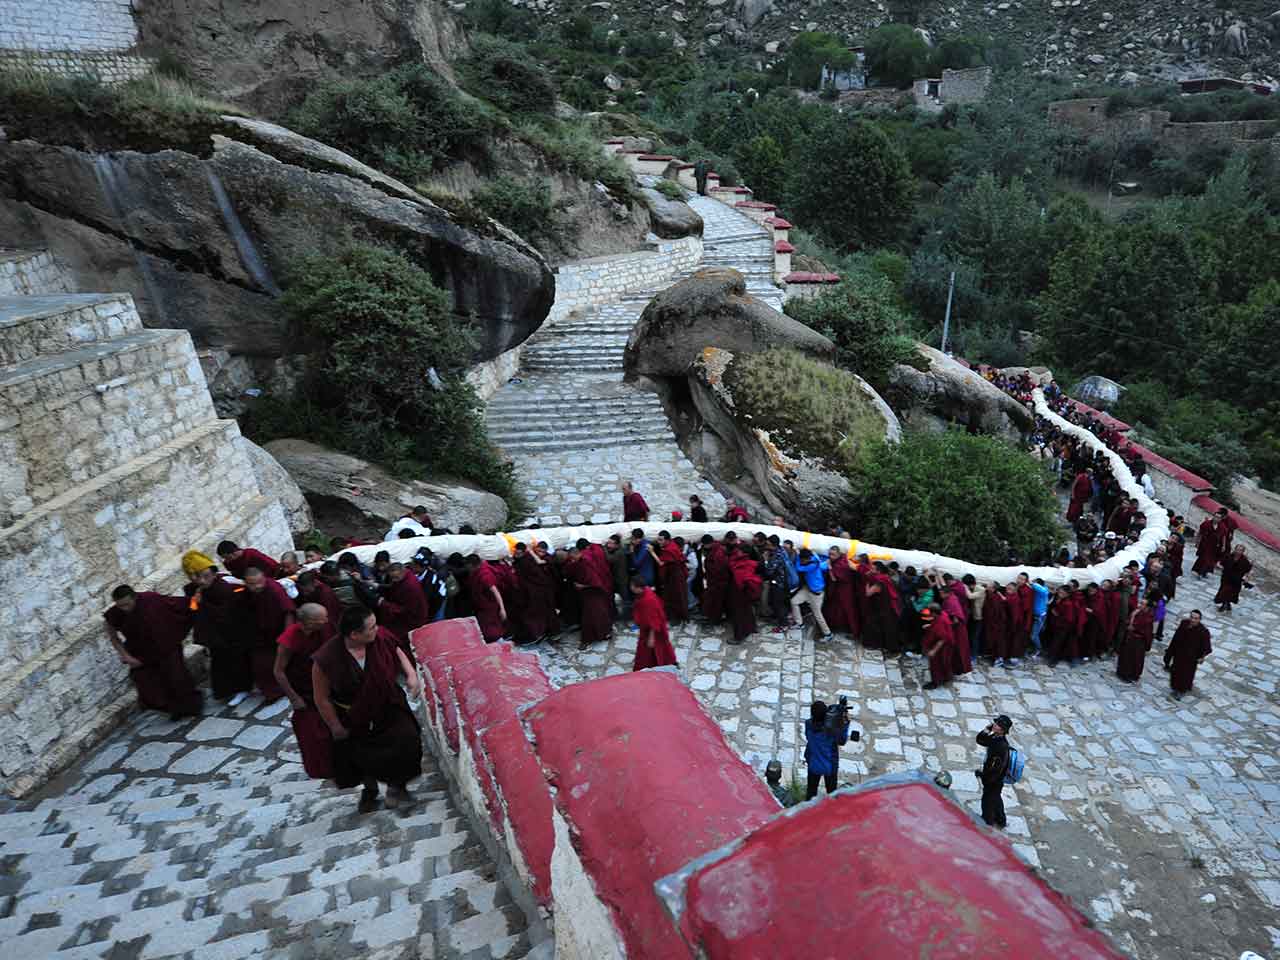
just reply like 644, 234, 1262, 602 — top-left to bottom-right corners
1003, 746, 1025, 785
782, 552, 800, 591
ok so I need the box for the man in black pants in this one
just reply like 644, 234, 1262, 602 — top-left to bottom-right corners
976, 714, 1012, 828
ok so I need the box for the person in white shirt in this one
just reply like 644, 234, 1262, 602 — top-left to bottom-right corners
384, 505, 432, 542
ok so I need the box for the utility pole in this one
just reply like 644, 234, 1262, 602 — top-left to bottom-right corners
941, 270, 955, 355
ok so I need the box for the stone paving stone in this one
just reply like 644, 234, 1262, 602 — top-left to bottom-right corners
186, 717, 247, 741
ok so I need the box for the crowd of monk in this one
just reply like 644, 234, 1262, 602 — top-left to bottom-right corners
103, 391, 1256, 809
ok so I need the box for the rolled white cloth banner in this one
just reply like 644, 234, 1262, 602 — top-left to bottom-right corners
324, 389, 1170, 589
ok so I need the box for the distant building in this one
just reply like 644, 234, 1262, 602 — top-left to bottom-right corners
820, 47, 866, 92
1178, 76, 1272, 96
911, 66, 992, 111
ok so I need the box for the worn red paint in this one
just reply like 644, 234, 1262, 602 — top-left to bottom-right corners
774, 240, 795, 253
528, 671, 777, 959
677, 783, 1126, 960
410, 618, 484, 725
1124, 440, 1212, 490
764, 216, 793, 229
483, 717, 556, 904
782, 271, 841, 283
450, 650, 555, 830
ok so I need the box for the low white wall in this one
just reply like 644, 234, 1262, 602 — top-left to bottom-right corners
547, 236, 702, 325
331, 389, 1169, 588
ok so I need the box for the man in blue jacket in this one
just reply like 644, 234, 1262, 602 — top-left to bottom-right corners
790, 548, 833, 642
803, 700, 848, 799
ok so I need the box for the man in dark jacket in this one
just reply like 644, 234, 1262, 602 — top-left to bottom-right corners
803, 700, 849, 799
976, 714, 1012, 828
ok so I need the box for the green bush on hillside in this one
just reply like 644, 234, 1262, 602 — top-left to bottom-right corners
245, 244, 521, 511
472, 175, 569, 249
725, 349, 889, 473
847, 431, 1061, 564
460, 34, 557, 116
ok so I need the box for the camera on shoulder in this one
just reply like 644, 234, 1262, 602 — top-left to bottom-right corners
825, 694, 861, 742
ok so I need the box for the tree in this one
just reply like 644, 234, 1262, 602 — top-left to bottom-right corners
928, 36, 986, 74
783, 269, 919, 389
784, 115, 916, 251
846, 431, 1062, 564
938, 174, 1045, 303
784, 31, 855, 90
734, 133, 787, 203
865, 24, 929, 89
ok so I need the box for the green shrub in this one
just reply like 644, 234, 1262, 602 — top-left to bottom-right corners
654, 178, 684, 200
289, 64, 490, 180
460, 34, 557, 116
726, 349, 889, 472
847, 431, 1061, 564
513, 117, 635, 199
865, 24, 929, 90
472, 175, 569, 248
246, 244, 522, 512
784, 270, 922, 389
0, 69, 241, 153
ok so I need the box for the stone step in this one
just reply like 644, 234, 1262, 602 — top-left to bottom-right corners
536, 321, 637, 336
486, 399, 663, 425
488, 415, 670, 446
526, 332, 630, 348
494, 428, 674, 453
1, 329, 216, 518
522, 357, 621, 373
0, 249, 71, 297
0, 293, 142, 366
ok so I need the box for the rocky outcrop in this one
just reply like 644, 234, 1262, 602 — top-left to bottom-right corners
639, 188, 704, 240
1072, 374, 1126, 410
688, 348, 898, 528
624, 268, 833, 381
134, 0, 468, 115
0, 121, 555, 363
263, 438, 508, 537
238, 436, 313, 536
887, 345, 1034, 439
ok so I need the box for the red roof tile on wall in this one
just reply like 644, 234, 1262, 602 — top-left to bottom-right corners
764, 216, 793, 228
774, 240, 795, 253
1124, 441, 1213, 491
782, 271, 841, 283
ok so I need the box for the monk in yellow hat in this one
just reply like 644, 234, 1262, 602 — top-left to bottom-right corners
181, 549, 253, 705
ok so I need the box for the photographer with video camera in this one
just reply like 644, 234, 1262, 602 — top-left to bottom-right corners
803, 695, 861, 800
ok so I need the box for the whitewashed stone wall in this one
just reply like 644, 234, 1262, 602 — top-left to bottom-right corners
0, 49, 153, 82
548, 235, 702, 325
0, 0, 137, 52
0, 250, 73, 296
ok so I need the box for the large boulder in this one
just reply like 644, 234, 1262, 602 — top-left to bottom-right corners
0, 120, 554, 362
134, 0, 467, 116
688, 348, 899, 528
263, 438, 507, 538
887, 345, 1034, 439
639, 187, 704, 240
237, 436, 313, 536
625, 268, 833, 380
1071, 374, 1126, 410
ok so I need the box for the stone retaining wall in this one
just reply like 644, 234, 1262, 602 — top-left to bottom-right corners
0, 0, 137, 52
0, 250, 72, 296
0, 49, 153, 83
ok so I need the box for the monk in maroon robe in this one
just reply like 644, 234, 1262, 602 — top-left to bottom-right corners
1098, 580, 1123, 656
632, 580, 678, 670
514, 542, 561, 643
1117, 600, 1152, 682
1214, 545, 1252, 611
1081, 585, 1106, 659
240, 567, 295, 702
1217, 509, 1238, 556
939, 588, 971, 673
1015, 575, 1034, 654
699, 536, 730, 623
862, 566, 899, 651
297, 570, 343, 629
568, 540, 614, 648
922, 607, 954, 690
655, 531, 689, 623
217, 540, 283, 579
1003, 583, 1028, 661
104, 585, 202, 718
822, 548, 860, 638
184, 563, 252, 701
1046, 588, 1077, 663
1066, 469, 1092, 523
313, 607, 423, 811
621, 481, 650, 522
982, 585, 1009, 662
727, 547, 763, 644
377, 562, 430, 655
1163, 611, 1212, 695
1168, 538, 1185, 581
1192, 517, 1222, 576
275, 602, 336, 779
466, 555, 509, 642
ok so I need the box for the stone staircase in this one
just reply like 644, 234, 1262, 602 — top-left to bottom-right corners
0, 693, 542, 960
484, 197, 780, 524
0, 249, 292, 795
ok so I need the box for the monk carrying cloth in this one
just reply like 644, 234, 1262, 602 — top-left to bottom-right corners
313, 607, 424, 813
105, 585, 203, 720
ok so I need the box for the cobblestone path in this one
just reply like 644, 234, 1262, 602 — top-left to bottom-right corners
534, 569, 1280, 960
485, 195, 781, 526
0, 694, 541, 960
